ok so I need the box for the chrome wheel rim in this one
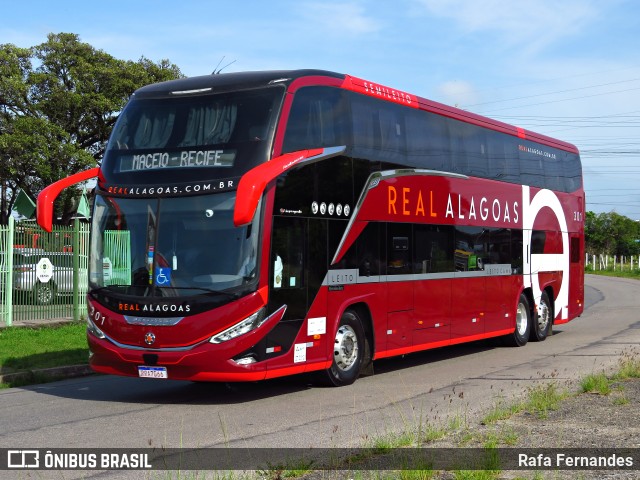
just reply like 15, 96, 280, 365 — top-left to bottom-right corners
334, 325, 359, 372
516, 302, 528, 336
537, 301, 550, 333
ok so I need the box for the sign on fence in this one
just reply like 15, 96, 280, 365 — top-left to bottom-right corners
36, 258, 54, 283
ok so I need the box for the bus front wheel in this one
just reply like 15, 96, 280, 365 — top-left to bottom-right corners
323, 310, 365, 387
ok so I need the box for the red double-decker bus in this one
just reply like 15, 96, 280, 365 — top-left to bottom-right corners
37, 70, 584, 386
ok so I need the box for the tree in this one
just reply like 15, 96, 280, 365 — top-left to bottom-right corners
585, 211, 640, 256
0, 33, 183, 223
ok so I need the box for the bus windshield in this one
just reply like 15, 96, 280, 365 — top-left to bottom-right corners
89, 192, 261, 299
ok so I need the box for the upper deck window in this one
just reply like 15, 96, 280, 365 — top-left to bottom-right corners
101, 87, 284, 184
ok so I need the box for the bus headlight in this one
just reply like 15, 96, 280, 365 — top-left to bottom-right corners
87, 316, 106, 339
210, 308, 266, 344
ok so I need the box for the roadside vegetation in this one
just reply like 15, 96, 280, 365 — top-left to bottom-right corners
175, 353, 639, 479
264, 352, 640, 480
0, 321, 87, 388
585, 210, 640, 280
585, 266, 640, 280
585, 211, 640, 259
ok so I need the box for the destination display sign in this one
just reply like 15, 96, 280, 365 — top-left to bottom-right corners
119, 149, 236, 172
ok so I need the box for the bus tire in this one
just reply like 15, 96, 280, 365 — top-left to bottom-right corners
323, 310, 365, 387
504, 294, 531, 347
530, 291, 552, 342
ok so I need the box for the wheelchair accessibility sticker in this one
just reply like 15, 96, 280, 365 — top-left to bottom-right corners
154, 267, 172, 286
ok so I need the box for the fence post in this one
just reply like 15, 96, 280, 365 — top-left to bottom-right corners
73, 218, 80, 322
4, 217, 14, 326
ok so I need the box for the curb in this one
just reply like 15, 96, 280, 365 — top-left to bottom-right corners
0, 364, 94, 385
0, 319, 79, 330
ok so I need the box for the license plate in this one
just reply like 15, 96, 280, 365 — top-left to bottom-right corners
138, 366, 168, 379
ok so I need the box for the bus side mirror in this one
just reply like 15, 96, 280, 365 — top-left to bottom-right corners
37, 167, 100, 232
233, 146, 345, 226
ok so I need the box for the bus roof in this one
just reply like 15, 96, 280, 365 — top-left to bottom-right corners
132, 69, 579, 155
133, 69, 345, 97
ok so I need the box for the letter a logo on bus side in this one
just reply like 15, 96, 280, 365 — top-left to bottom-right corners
521, 186, 570, 321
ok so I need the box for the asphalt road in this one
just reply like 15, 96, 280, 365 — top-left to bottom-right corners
1, 274, 638, 473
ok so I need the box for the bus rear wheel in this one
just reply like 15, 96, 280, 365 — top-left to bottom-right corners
504, 294, 531, 347
530, 291, 552, 342
322, 310, 365, 387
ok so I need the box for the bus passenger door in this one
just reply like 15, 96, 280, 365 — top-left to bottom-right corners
386, 225, 413, 350
267, 216, 309, 367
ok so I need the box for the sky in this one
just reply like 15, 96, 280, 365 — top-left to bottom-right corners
2, 0, 640, 219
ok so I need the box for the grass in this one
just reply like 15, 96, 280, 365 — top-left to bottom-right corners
479, 382, 566, 425
577, 353, 640, 406
615, 352, 640, 380
524, 382, 566, 419
580, 372, 611, 395
0, 321, 88, 387
257, 459, 315, 480
480, 401, 524, 426
585, 267, 640, 279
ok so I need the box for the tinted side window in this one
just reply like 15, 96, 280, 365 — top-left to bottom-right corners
454, 226, 485, 271
356, 222, 382, 277
331, 221, 382, 277
570, 236, 581, 263
348, 92, 408, 164
405, 110, 453, 171
387, 223, 412, 275
350, 93, 381, 158
487, 130, 519, 183
543, 155, 563, 191
459, 123, 488, 177
271, 217, 305, 290
519, 148, 545, 188
282, 87, 349, 153
531, 231, 546, 254
414, 224, 454, 273
564, 152, 583, 192
378, 105, 405, 162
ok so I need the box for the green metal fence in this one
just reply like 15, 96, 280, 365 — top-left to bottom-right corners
0, 217, 90, 327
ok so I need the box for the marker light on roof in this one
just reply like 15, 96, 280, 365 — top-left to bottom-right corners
170, 88, 213, 95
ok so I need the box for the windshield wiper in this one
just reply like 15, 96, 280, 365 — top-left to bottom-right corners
158, 286, 240, 299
